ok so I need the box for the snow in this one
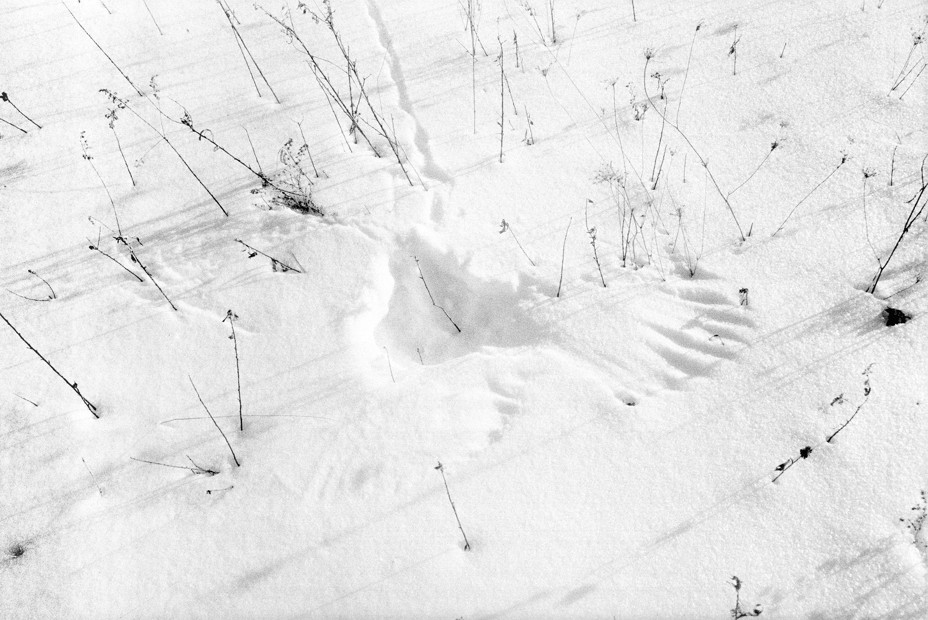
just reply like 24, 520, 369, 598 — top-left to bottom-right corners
1, 0, 927, 617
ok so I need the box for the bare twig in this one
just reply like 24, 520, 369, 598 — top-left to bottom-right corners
131, 456, 218, 476
88, 240, 144, 282
414, 256, 462, 333
189, 376, 240, 467
826, 366, 873, 442
82, 457, 104, 495
0, 310, 99, 418
141, 0, 163, 35
0, 115, 28, 134
867, 154, 928, 294
223, 310, 244, 432
383, 346, 396, 383
100, 90, 228, 217
585, 200, 606, 287
772, 153, 848, 236
235, 239, 303, 273
556, 216, 572, 297
435, 462, 471, 550
643, 52, 745, 240
499, 219, 536, 266
63, 4, 144, 96
0, 92, 41, 129
13, 393, 38, 407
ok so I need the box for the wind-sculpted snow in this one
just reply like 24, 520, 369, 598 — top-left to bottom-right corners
2, 0, 927, 617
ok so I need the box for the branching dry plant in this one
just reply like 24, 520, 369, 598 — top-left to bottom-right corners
867, 154, 928, 294
585, 199, 606, 287
642, 49, 746, 241
100, 90, 228, 216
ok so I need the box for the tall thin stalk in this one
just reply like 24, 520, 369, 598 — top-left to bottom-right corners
189, 376, 240, 467
643, 51, 745, 240
223, 310, 244, 432
0, 311, 99, 418
63, 4, 144, 97
435, 462, 471, 550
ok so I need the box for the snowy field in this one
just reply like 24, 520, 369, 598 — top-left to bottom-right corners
1, 0, 927, 617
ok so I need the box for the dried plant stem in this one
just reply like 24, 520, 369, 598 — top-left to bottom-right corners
223, 310, 244, 432
88, 242, 144, 282
435, 462, 471, 550
501, 220, 536, 266
82, 140, 123, 236
218, 0, 280, 103
643, 55, 745, 241
498, 39, 505, 163
0, 94, 41, 129
102, 91, 228, 216
111, 127, 135, 186
235, 239, 303, 273
773, 155, 847, 235
556, 216, 572, 297
116, 237, 178, 311
585, 200, 606, 287
383, 346, 396, 383
727, 142, 778, 199
0, 116, 27, 134
63, 3, 144, 97
0, 310, 99, 418
259, 9, 380, 155
676, 24, 702, 125
189, 376, 240, 467
130, 456, 217, 476
890, 145, 897, 187
867, 154, 928, 294
414, 256, 461, 333
898, 64, 926, 100
296, 121, 321, 178
141, 0, 163, 35
468, 0, 477, 133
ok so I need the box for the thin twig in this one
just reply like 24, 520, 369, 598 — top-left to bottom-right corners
62, 3, 144, 96
0, 92, 41, 129
0, 116, 27, 134
235, 239, 302, 273
141, 0, 163, 35
414, 256, 462, 333
772, 154, 847, 236
556, 216, 572, 297
130, 456, 217, 475
188, 376, 240, 467
116, 237, 178, 311
88, 241, 144, 282
223, 310, 244, 432
82, 457, 104, 495
13, 393, 38, 407
435, 462, 471, 550
0, 310, 99, 418
383, 346, 396, 383
643, 53, 745, 240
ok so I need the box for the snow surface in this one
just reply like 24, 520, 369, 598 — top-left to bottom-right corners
1, 0, 927, 617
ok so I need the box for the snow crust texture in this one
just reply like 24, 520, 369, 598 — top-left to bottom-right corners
1, 0, 927, 617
